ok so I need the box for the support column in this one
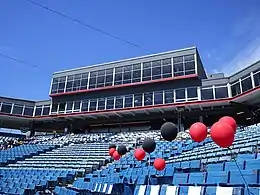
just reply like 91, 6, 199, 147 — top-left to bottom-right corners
29, 123, 35, 137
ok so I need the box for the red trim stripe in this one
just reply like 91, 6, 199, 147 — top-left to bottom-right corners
50, 74, 198, 97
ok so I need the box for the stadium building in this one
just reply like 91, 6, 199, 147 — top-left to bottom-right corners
0, 46, 260, 134
1, 47, 260, 195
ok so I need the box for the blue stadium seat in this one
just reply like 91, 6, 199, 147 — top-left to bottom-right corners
187, 172, 207, 186
172, 173, 189, 186
228, 170, 259, 187
206, 171, 229, 186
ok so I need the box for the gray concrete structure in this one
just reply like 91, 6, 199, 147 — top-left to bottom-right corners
0, 47, 260, 132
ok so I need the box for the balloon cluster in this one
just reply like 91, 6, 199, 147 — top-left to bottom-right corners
108, 116, 237, 171
189, 116, 237, 148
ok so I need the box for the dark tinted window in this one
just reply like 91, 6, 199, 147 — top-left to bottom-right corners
154, 92, 163, 105
24, 106, 34, 116
215, 86, 228, 99
187, 87, 197, 99
201, 88, 214, 100
106, 97, 114, 109
98, 99, 105, 110
165, 90, 174, 104
115, 97, 123, 109
89, 100, 97, 111
42, 106, 50, 115
231, 82, 241, 96
12, 105, 24, 115
241, 77, 252, 92
144, 92, 153, 106
73, 101, 81, 111
254, 72, 260, 87
134, 94, 142, 107
81, 101, 89, 112
175, 89, 185, 101
124, 95, 133, 108
35, 106, 42, 116
66, 102, 73, 111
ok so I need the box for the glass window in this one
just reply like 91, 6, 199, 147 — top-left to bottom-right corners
184, 55, 194, 61
89, 71, 97, 89
144, 92, 153, 106
106, 97, 114, 109
173, 56, 183, 64
175, 89, 185, 102
151, 60, 161, 67
89, 100, 97, 111
154, 92, 163, 105
66, 81, 73, 92
105, 75, 113, 86
58, 76, 66, 93
81, 100, 89, 112
24, 106, 34, 116
34, 106, 42, 116
215, 86, 228, 99
12, 105, 24, 115
98, 99, 105, 110
133, 69, 141, 82
51, 104, 58, 113
201, 88, 214, 100
1, 103, 12, 114
115, 96, 123, 109
66, 102, 73, 112
123, 71, 132, 84
73, 101, 81, 111
254, 72, 260, 87
124, 95, 133, 108
42, 106, 50, 115
231, 82, 241, 96
173, 63, 184, 77
58, 103, 66, 113
80, 79, 88, 90
134, 94, 142, 107
115, 73, 123, 85
162, 65, 172, 78
184, 61, 195, 75
241, 77, 253, 92
142, 68, 151, 81
97, 76, 105, 87
152, 66, 161, 80
187, 87, 198, 99
115, 67, 123, 85
90, 71, 97, 77
82, 73, 88, 79
165, 90, 174, 104
143, 62, 151, 81
73, 80, 80, 91
51, 83, 58, 94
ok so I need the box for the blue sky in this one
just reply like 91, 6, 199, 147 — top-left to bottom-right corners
1, 0, 260, 101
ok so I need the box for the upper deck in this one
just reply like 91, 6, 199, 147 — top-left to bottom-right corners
50, 47, 206, 97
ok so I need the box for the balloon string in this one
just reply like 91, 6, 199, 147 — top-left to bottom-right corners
148, 154, 150, 186
227, 147, 254, 195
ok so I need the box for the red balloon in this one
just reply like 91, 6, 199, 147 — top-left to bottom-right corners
113, 151, 120, 160
154, 158, 166, 171
134, 148, 146, 161
219, 116, 237, 133
109, 148, 116, 157
189, 122, 208, 142
210, 122, 234, 148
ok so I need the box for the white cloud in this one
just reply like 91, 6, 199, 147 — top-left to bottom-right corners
219, 37, 260, 76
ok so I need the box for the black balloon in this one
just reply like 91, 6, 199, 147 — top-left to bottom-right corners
109, 144, 116, 149
117, 145, 127, 156
142, 138, 156, 153
161, 122, 178, 141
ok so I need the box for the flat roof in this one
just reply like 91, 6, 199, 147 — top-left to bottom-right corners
53, 46, 197, 76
